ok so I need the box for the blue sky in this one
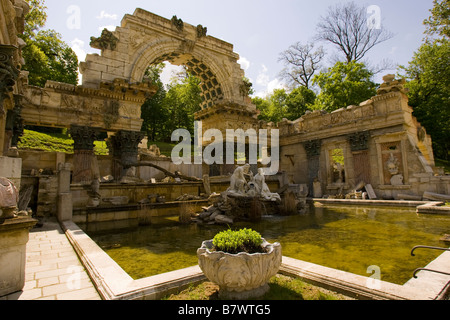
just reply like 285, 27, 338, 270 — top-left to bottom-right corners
44, 0, 434, 97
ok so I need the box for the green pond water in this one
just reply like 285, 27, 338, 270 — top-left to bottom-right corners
83, 204, 450, 285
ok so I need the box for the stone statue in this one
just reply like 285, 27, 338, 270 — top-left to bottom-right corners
386, 153, 404, 186
226, 164, 280, 202
227, 166, 247, 195
0, 177, 19, 219
254, 168, 281, 202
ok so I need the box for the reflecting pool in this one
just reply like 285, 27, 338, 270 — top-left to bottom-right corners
82, 204, 450, 285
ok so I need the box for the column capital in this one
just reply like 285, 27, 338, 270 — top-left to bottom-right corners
69, 125, 100, 151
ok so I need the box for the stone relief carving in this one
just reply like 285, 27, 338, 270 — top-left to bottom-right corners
0, 45, 20, 115
349, 131, 370, 152
171, 15, 184, 32
196, 25, 207, 38
90, 29, 119, 51
386, 153, 404, 185
69, 125, 99, 151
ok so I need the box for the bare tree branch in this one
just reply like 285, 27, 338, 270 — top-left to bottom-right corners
316, 1, 394, 63
278, 42, 324, 89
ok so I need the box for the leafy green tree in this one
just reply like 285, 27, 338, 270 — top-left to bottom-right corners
423, 0, 450, 39
285, 86, 316, 120
253, 87, 316, 123
20, 0, 79, 87
252, 96, 272, 122
312, 61, 377, 112
164, 73, 202, 139
398, 0, 450, 160
141, 64, 169, 142
402, 40, 450, 160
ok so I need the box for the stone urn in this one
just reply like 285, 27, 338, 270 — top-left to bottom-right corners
197, 239, 282, 299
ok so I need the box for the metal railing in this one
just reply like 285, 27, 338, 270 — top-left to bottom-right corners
410, 245, 450, 279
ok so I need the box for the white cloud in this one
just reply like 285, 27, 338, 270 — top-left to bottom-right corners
98, 25, 116, 32
238, 57, 250, 71
389, 46, 398, 55
71, 38, 86, 61
256, 64, 270, 86
70, 38, 86, 85
253, 64, 287, 98
96, 11, 118, 20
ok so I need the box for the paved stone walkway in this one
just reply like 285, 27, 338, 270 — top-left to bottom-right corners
1, 218, 101, 300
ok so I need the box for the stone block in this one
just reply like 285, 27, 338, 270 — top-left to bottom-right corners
0, 157, 22, 190
57, 193, 73, 222
0, 217, 37, 297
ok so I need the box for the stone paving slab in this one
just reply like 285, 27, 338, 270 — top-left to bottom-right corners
1, 218, 101, 300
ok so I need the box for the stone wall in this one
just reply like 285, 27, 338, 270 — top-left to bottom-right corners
277, 76, 447, 200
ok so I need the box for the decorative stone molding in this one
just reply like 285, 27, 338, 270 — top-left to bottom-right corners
69, 125, 100, 151
90, 28, 119, 51
0, 45, 20, 115
348, 131, 370, 152
108, 130, 145, 165
171, 15, 184, 32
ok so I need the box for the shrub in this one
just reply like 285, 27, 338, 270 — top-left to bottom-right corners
212, 228, 264, 254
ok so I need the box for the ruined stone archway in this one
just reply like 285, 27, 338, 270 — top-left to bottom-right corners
81, 8, 257, 113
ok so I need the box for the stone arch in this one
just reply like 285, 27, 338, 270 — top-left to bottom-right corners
129, 39, 232, 109
80, 8, 253, 111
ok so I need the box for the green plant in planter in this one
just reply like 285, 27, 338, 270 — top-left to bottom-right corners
212, 228, 265, 254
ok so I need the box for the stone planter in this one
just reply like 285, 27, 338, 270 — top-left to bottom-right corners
197, 239, 282, 299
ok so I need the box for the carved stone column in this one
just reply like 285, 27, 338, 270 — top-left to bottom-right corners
108, 130, 145, 181
0, 44, 20, 155
304, 140, 322, 197
69, 125, 100, 184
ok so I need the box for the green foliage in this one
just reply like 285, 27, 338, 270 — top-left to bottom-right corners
20, 0, 79, 87
212, 228, 264, 254
399, 38, 450, 160
18, 129, 108, 155
141, 64, 169, 141
424, 0, 450, 39
141, 65, 202, 142
312, 61, 377, 112
252, 87, 316, 123
164, 73, 202, 137
399, 0, 450, 160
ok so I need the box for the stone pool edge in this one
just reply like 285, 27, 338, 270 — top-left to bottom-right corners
60, 219, 449, 300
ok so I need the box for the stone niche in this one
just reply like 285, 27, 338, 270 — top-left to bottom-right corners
0, 216, 37, 297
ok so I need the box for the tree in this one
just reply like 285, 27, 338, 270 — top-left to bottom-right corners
278, 42, 324, 89
398, 0, 450, 160
423, 0, 450, 39
164, 73, 202, 139
141, 64, 169, 142
312, 61, 377, 112
253, 89, 287, 123
316, 1, 393, 63
20, 0, 79, 87
253, 87, 315, 123
285, 86, 316, 120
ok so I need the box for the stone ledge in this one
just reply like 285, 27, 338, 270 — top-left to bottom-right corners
61, 221, 205, 300
416, 202, 450, 215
